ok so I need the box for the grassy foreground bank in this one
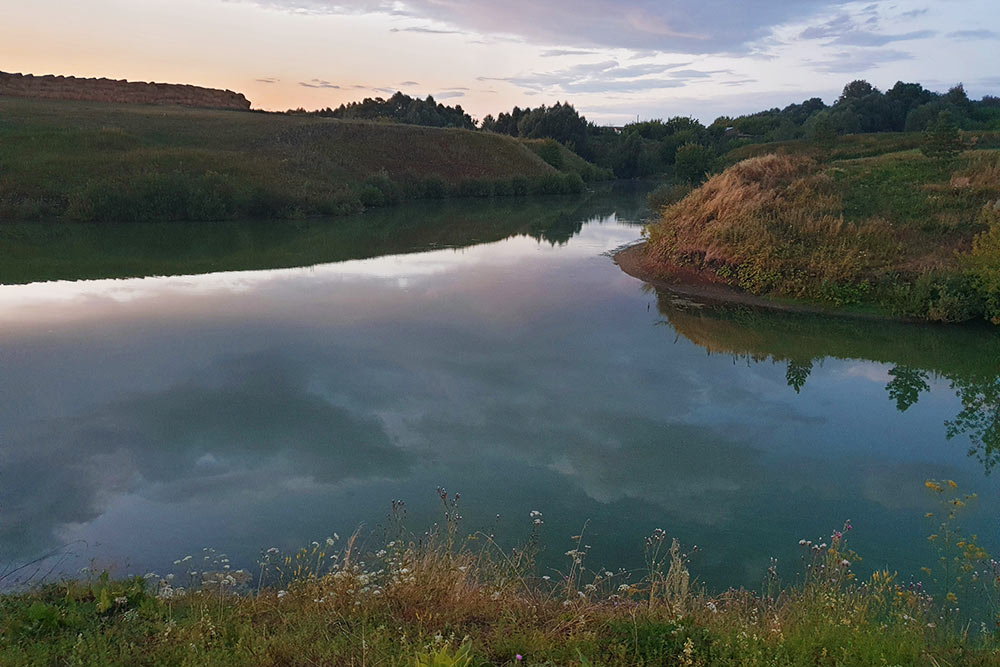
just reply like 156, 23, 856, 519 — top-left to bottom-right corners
0, 97, 607, 223
638, 135, 1000, 324
3, 487, 1000, 666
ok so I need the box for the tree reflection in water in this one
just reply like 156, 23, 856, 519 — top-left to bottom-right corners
653, 289, 1000, 471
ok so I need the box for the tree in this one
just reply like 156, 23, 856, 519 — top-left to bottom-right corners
921, 110, 963, 159
946, 84, 972, 113
673, 143, 714, 183
838, 80, 877, 103
613, 131, 643, 178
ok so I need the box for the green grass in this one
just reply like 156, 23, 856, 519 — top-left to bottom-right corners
3, 487, 1000, 666
0, 97, 603, 222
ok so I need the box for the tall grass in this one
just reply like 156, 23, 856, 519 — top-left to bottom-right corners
643, 149, 1000, 322
3, 485, 1000, 665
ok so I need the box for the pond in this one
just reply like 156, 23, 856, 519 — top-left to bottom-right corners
1, 184, 998, 591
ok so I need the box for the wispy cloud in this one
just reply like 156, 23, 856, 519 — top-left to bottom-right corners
541, 49, 598, 57
809, 49, 913, 74
299, 78, 340, 88
483, 59, 727, 95
831, 29, 935, 47
390, 25, 463, 34
256, 77, 280, 84
947, 29, 999, 39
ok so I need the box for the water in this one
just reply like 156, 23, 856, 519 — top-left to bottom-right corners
1, 185, 998, 590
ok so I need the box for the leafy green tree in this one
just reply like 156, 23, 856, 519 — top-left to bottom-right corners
838, 80, 877, 103
808, 114, 838, 153
673, 143, 715, 183
613, 132, 643, 178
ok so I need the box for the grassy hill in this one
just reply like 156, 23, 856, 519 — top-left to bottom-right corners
638, 134, 1000, 323
0, 97, 601, 223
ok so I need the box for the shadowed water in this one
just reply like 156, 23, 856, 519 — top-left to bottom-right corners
1, 184, 998, 590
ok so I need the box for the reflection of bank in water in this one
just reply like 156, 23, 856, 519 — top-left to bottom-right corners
653, 287, 1000, 471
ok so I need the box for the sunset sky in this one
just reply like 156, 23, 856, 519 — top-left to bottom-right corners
2, 0, 998, 124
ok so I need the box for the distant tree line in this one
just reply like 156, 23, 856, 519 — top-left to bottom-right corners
288, 91, 476, 129
287, 80, 1000, 180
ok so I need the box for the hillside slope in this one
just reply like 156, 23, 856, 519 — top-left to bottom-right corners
636, 143, 1000, 323
0, 97, 592, 222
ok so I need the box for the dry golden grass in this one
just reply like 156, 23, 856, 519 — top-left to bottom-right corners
642, 148, 1000, 319
645, 154, 902, 296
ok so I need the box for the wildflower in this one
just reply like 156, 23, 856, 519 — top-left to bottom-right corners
529, 510, 542, 518
706, 601, 718, 613
840, 560, 850, 567
798, 539, 807, 546
516, 655, 523, 662
277, 590, 288, 599
114, 596, 127, 606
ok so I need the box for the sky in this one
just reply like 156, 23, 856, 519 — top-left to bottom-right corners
2, 0, 998, 124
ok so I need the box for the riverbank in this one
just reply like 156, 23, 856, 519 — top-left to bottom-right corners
2, 487, 997, 666
637, 147, 1000, 324
613, 242, 890, 318
0, 97, 607, 223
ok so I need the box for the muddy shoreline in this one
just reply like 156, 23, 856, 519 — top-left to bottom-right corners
613, 242, 897, 320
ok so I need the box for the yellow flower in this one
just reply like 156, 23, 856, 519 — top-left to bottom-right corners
948, 480, 958, 489
947, 592, 958, 603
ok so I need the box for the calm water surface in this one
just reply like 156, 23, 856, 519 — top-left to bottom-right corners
1, 186, 998, 589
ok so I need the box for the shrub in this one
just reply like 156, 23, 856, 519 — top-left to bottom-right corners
963, 201, 1000, 323
534, 139, 565, 169
647, 182, 692, 211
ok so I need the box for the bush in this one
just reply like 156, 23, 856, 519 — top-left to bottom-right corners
963, 201, 1000, 323
65, 171, 295, 222
647, 182, 692, 211
534, 139, 565, 169
455, 179, 495, 198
